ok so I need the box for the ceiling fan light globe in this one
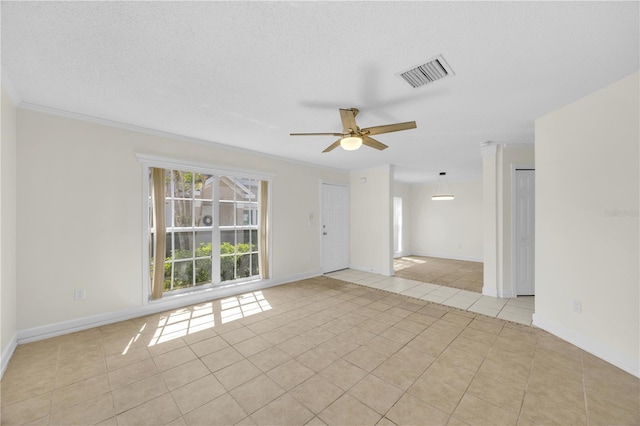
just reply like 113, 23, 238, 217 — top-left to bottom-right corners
341, 136, 362, 151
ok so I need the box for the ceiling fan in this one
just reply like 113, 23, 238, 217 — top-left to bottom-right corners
290, 108, 417, 153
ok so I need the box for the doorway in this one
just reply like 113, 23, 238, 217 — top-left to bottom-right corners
321, 183, 350, 273
514, 169, 535, 295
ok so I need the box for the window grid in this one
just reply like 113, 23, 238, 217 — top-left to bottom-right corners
166, 170, 217, 291
219, 176, 259, 282
151, 169, 261, 293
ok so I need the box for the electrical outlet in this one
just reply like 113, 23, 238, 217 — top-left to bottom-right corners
571, 298, 582, 314
74, 288, 86, 300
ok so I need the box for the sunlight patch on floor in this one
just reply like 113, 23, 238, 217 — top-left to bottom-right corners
121, 323, 147, 355
393, 257, 427, 271
221, 291, 272, 323
143, 291, 272, 348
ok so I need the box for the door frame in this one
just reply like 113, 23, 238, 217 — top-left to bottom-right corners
511, 165, 535, 296
320, 180, 350, 273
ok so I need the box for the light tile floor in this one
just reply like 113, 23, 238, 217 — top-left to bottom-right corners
2, 276, 638, 425
394, 256, 484, 294
327, 269, 534, 326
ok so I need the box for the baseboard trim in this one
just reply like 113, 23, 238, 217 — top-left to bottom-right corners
532, 313, 639, 378
17, 271, 321, 345
482, 286, 498, 297
409, 252, 483, 263
349, 264, 394, 277
393, 251, 410, 259
482, 286, 516, 299
1, 333, 17, 379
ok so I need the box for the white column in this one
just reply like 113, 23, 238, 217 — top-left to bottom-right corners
384, 165, 395, 276
481, 142, 500, 297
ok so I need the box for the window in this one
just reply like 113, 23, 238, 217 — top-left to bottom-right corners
152, 170, 216, 291
143, 159, 271, 300
219, 176, 259, 282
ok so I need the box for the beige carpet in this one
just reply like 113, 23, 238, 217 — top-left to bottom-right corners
395, 256, 484, 293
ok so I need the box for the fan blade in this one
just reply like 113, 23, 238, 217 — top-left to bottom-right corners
290, 132, 343, 136
362, 121, 416, 136
339, 108, 358, 133
362, 136, 388, 151
323, 139, 342, 153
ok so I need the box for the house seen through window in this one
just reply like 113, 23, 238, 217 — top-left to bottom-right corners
149, 168, 267, 296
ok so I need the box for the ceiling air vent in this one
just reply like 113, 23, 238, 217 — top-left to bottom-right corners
397, 55, 455, 88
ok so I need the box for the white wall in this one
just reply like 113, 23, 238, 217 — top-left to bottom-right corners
534, 72, 639, 377
409, 179, 483, 262
15, 108, 348, 335
393, 181, 412, 257
1, 84, 18, 375
350, 165, 394, 276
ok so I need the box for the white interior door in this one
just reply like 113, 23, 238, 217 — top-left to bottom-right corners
321, 183, 350, 273
515, 169, 535, 295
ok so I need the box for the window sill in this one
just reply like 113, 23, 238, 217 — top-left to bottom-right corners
148, 277, 263, 305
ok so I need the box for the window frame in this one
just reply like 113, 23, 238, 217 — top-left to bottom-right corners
162, 172, 218, 292
218, 176, 260, 283
137, 154, 274, 304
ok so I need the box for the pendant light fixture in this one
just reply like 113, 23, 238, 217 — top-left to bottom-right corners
432, 172, 455, 201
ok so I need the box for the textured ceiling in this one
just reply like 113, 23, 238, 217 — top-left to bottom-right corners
2, 1, 638, 182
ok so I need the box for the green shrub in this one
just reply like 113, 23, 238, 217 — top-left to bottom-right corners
152, 241, 256, 291
220, 242, 255, 281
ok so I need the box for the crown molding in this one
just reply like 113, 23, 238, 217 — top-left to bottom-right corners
1, 68, 21, 105
135, 153, 277, 181
16, 102, 348, 175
